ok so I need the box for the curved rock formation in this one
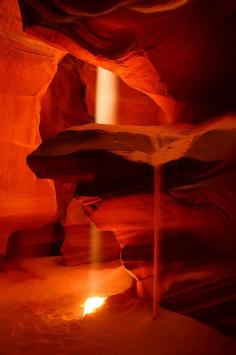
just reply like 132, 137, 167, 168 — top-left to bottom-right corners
19, 0, 236, 123
27, 120, 236, 335
0, 0, 63, 255
0, 0, 235, 341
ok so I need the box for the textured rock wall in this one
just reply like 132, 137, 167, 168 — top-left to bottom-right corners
0, 0, 235, 336
80, 63, 166, 125
26, 122, 236, 335
0, 0, 64, 254
19, 0, 236, 124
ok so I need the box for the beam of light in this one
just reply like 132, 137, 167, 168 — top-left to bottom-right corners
87, 67, 118, 291
83, 296, 107, 317
153, 166, 162, 319
95, 67, 118, 124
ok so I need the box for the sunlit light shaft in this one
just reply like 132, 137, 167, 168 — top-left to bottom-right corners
95, 67, 118, 124
88, 67, 118, 285
153, 166, 162, 319
83, 297, 106, 316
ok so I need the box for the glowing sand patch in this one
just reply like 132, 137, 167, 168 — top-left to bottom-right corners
83, 297, 107, 316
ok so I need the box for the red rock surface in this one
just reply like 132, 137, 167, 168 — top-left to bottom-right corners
5, 223, 65, 260
0, 2, 91, 257
27, 120, 236, 335
0, 0, 236, 340
19, 0, 236, 124
0, 0, 65, 254
40, 54, 92, 141
62, 225, 120, 265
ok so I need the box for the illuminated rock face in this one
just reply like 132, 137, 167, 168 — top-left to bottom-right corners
0, 0, 63, 255
27, 122, 236, 335
0, 2, 91, 257
19, 0, 236, 124
0, 0, 236, 338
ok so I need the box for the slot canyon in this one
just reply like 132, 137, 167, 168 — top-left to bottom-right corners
0, 1, 236, 354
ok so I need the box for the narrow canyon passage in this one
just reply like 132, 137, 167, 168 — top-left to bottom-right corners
0, 0, 236, 354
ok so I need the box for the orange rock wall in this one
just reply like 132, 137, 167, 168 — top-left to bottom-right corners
0, 0, 64, 254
